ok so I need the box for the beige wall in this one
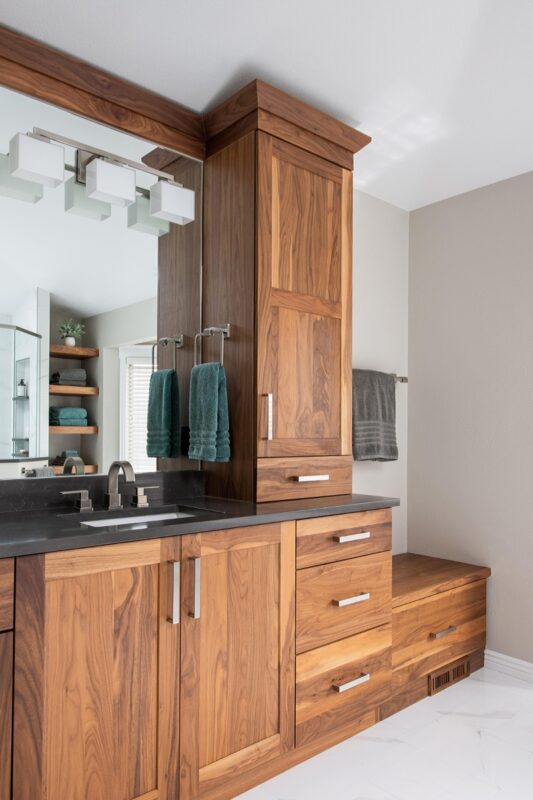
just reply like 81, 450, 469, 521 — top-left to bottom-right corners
354, 191, 409, 552
409, 171, 533, 662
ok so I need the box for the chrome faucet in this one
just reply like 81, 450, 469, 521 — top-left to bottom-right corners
105, 460, 136, 510
62, 456, 85, 475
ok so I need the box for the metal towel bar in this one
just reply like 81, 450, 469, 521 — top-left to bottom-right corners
151, 336, 184, 373
194, 324, 231, 366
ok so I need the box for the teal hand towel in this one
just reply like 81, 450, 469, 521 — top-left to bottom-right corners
188, 363, 230, 462
50, 406, 87, 418
147, 369, 180, 458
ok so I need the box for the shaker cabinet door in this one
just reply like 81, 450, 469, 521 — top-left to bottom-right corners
179, 522, 296, 799
257, 133, 352, 459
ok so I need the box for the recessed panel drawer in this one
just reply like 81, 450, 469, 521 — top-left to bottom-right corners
392, 579, 487, 690
296, 509, 392, 569
0, 560, 14, 633
296, 624, 391, 746
296, 551, 392, 653
256, 455, 352, 502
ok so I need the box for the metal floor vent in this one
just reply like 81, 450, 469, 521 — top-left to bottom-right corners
428, 655, 471, 696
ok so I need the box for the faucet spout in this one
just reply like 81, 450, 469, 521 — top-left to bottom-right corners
105, 460, 136, 510
62, 456, 86, 475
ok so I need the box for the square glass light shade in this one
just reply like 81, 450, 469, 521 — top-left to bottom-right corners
150, 180, 195, 225
127, 195, 170, 236
86, 158, 136, 207
0, 153, 43, 203
64, 177, 111, 221
9, 133, 65, 188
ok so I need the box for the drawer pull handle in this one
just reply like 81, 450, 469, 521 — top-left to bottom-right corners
265, 393, 273, 440
333, 592, 370, 608
430, 625, 457, 639
333, 531, 371, 543
293, 474, 330, 483
168, 561, 180, 624
333, 673, 370, 693
188, 557, 201, 619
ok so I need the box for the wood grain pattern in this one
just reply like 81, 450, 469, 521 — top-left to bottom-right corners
379, 676, 428, 720
203, 79, 371, 155
49, 344, 99, 359
202, 132, 257, 500
49, 384, 99, 396
0, 559, 14, 631
340, 168, 353, 454
392, 553, 491, 607
45, 538, 163, 580
179, 523, 295, 799
49, 425, 98, 435
296, 509, 392, 569
53, 464, 98, 475
0, 631, 13, 800
156, 155, 202, 471
296, 551, 392, 653
256, 455, 352, 501
296, 624, 391, 746
392, 579, 487, 690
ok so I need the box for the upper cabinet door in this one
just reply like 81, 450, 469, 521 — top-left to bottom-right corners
179, 522, 296, 800
257, 132, 352, 458
13, 539, 181, 800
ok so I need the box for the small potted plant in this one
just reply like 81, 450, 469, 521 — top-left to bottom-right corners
59, 319, 85, 347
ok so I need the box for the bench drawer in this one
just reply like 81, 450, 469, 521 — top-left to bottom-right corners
256, 455, 352, 502
296, 551, 392, 653
296, 624, 391, 746
296, 509, 392, 569
0, 560, 14, 633
392, 579, 487, 690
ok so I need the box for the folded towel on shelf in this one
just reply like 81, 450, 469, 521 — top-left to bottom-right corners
51, 369, 87, 383
62, 449, 79, 457
49, 419, 88, 427
146, 369, 180, 458
188, 362, 230, 462
50, 406, 87, 419
51, 379, 88, 386
352, 369, 398, 461
30, 467, 56, 478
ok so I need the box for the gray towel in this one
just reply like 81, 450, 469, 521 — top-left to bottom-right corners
353, 369, 398, 461
52, 369, 87, 382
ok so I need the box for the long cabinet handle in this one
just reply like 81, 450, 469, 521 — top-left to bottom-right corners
332, 673, 370, 693
266, 393, 273, 440
333, 592, 370, 608
333, 531, 371, 543
430, 625, 457, 639
293, 474, 330, 483
168, 561, 180, 624
188, 557, 201, 619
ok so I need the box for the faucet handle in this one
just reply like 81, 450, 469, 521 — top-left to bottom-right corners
61, 489, 93, 512
132, 485, 159, 508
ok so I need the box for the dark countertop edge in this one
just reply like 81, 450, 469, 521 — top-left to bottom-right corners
0, 494, 400, 559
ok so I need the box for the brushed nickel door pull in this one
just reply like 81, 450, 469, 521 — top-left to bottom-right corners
333, 531, 371, 543
168, 561, 180, 625
430, 625, 457, 639
332, 673, 370, 693
293, 474, 330, 483
188, 557, 201, 619
265, 393, 273, 440
333, 592, 370, 608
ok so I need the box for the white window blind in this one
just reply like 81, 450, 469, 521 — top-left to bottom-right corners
123, 356, 156, 473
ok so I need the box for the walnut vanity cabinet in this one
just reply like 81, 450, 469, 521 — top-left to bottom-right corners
0, 558, 14, 800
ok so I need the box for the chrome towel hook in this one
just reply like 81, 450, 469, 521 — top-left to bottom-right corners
194, 324, 231, 366
151, 335, 184, 373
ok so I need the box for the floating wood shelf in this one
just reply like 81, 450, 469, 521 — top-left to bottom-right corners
52, 464, 98, 475
49, 426, 98, 435
49, 385, 99, 397
49, 344, 99, 360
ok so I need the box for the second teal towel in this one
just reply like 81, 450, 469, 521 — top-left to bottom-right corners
188, 363, 230, 462
147, 369, 180, 458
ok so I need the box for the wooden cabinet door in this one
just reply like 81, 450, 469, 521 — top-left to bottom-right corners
179, 522, 295, 799
0, 631, 12, 800
13, 538, 181, 800
257, 132, 352, 458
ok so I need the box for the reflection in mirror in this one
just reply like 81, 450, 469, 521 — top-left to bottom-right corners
0, 86, 201, 479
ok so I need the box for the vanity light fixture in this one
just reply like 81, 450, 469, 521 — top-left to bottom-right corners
64, 176, 111, 221
150, 180, 195, 225
127, 195, 170, 236
86, 158, 136, 207
0, 153, 43, 203
8, 133, 65, 188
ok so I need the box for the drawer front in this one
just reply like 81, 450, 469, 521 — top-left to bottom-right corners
297, 509, 392, 569
296, 551, 392, 653
392, 579, 487, 690
256, 455, 352, 502
296, 624, 391, 746
0, 560, 14, 632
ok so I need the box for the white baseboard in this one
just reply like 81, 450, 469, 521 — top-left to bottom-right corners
484, 649, 533, 684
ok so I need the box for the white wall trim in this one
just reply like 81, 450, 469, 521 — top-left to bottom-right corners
484, 649, 533, 684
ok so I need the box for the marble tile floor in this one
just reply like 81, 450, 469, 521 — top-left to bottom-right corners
237, 668, 533, 800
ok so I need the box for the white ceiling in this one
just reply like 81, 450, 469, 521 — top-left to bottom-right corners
3, 0, 533, 209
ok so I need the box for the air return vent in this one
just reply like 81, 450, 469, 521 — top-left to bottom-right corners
428, 655, 471, 696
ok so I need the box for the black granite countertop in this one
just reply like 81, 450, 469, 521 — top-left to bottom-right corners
0, 493, 399, 559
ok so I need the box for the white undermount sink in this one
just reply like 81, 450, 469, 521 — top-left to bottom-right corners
81, 511, 193, 528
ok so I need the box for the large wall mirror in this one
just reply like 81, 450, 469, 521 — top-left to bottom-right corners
0, 85, 202, 479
